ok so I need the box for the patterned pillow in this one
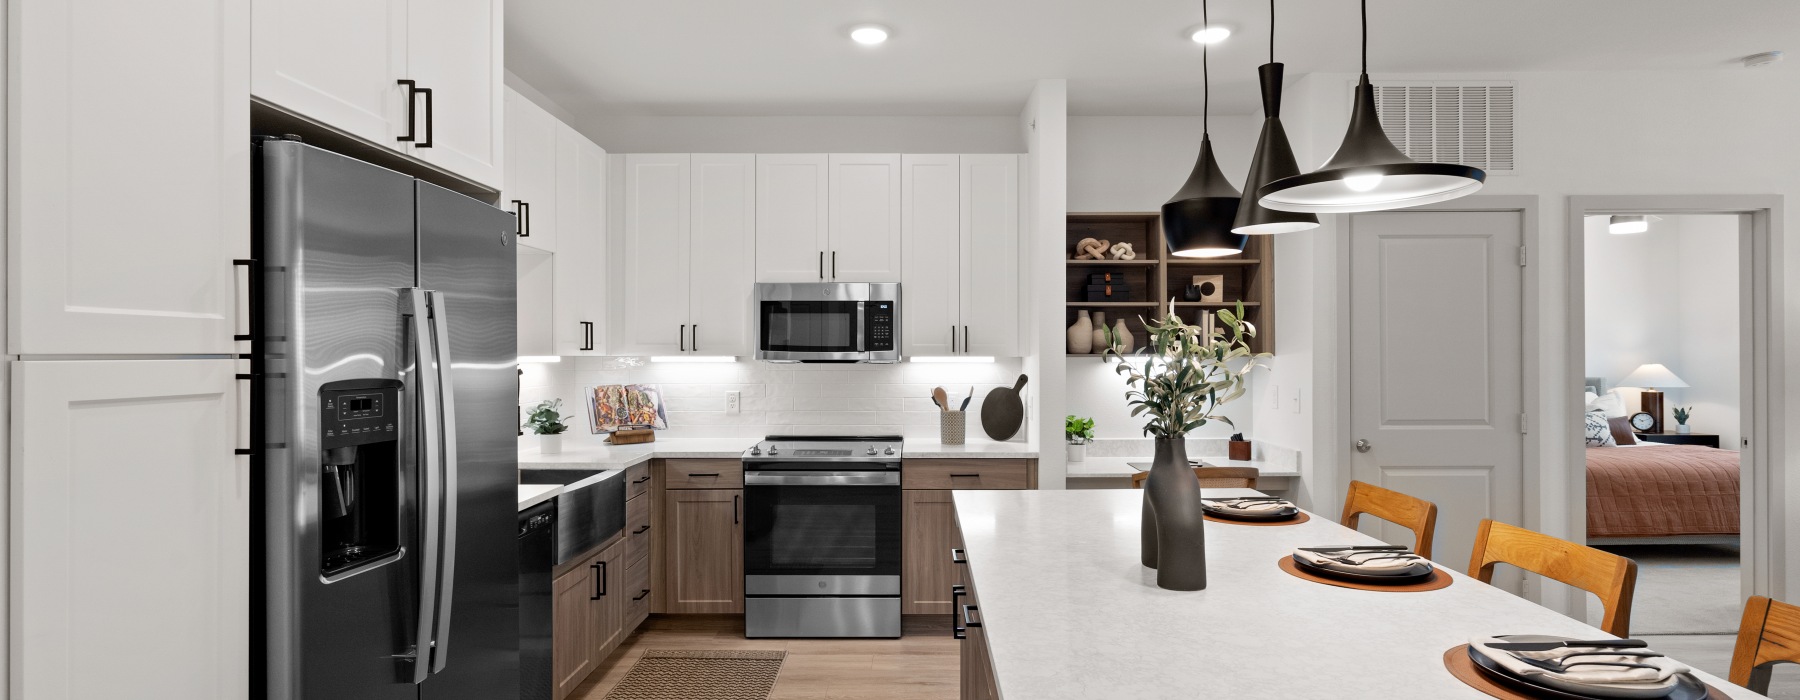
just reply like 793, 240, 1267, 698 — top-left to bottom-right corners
1584, 408, 1617, 447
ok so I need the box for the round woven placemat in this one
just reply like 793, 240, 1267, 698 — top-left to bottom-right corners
1204, 510, 1311, 527
1442, 645, 1730, 700
1276, 555, 1455, 592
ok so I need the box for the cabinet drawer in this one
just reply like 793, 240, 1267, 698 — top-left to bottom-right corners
625, 461, 652, 500
663, 459, 743, 489
624, 555, 651, 630
623, 491, 652, 563
903, 459, 1027, 490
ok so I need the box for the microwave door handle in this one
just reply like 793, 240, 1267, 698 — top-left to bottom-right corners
426, 290, 459, 673
403, 289, 443, 684
856, 302, 866, 352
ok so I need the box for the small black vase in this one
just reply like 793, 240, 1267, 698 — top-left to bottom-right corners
1140, 436, 1208, 591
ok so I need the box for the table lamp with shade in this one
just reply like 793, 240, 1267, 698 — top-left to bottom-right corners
1619, 363, 1688, 434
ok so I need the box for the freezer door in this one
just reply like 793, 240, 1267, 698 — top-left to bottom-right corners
416, 181, 521, 700
259, 140, 421, 700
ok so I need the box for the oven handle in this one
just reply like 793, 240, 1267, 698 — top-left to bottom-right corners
743, 471, 901, 486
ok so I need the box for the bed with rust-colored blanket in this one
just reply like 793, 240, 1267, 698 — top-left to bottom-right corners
1586, 445, 1739, 538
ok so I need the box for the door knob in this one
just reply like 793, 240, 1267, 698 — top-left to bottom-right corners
1354, 439, 1372, 453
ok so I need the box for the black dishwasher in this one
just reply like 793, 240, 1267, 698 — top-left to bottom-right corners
518, 500, 556, 700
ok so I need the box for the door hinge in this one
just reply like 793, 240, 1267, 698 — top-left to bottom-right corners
1519, 412, 1529, 434
1517, 245, 1528, 267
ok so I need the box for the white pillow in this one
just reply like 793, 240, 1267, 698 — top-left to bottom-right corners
1584, 408, 1617, 447
1585, 390, 1627, 419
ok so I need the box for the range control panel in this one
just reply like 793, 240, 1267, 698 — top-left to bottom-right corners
321, 380, 402, 450
865, 302, 894, 351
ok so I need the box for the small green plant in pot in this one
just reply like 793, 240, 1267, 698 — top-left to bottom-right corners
1672, 406, 1693, 434
1065, 415, 1096, 462
524, 399, 571, 454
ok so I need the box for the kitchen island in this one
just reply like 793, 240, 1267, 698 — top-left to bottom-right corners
951, 489, 1765, 699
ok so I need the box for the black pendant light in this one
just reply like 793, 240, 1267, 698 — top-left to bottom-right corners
1162, 0, 1245, 258
1257, 0, 1484, 213
1231, 0, 1318, 234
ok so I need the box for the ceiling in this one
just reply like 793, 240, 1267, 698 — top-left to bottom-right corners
506, 0, 1797, 117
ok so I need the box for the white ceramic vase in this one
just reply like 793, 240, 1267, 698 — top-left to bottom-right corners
1090, 312, 1108, 353
539, 433, 563, 455
1067, 310, 1094, 354
1113, 319, 1134, 353
1677, 424, 1692, 435
1067, 442, 1087, 462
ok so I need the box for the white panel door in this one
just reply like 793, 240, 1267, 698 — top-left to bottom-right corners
251, 0, 407, 148
12, 0, 249, 355
1349, 210, 1524, 589
552, 125, 607, 356
900, 155, 961, 357
505, 88, 559, 252
688, 155, 757, 357
828, 154, 903, 282
13, 359, 246, 699
614, 154, 691, 355
755, 154, 829, 282
960, 155, 1022, 357
405, 0, 503, 188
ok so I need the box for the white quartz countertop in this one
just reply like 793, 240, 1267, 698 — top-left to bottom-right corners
519, 438, 1034, 468
1063, 456, 1299, 479
899, 440, 1037, 459
517, 484, 559, 511
952, 489, 1763, 700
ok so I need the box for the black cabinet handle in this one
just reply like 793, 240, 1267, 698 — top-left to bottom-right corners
950, 325, 957, 353
688, 472, 720, 477
632, 589, 650, 601
950, 474, 980, 479
679, 324, 686, 351
632, 524, 651, 535
964, 326, 970, 352
632, 475, 652, 484
818, 251, 824, 279
733, 495, 740, 524
951, 548, 967, 565
692, 324, 698, 352
961, 604, 982, 629
831, 251, 837, 278
580, 321, 594, 351
397, 79, 419, 143
418, 84, 433, 148
590, 562, 603, 600
951, 585, 967, 639
511, 200, 529, 237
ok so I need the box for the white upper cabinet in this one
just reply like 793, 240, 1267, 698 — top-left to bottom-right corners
505, 88, 560, 252
517, 249, 556, 357
959, 155, 1022, 357
251, 0, 502, 188
900, 155, 962, 357
251, 0, 408, 148
688, 155, 758, 357
827, 154, 903, 282
11, 0, 249, 355
13, 359, 247, 699
613, 154, 692, 356
755, 154, 829, 282
404, 0, 503, 188
552, 124, 607, 356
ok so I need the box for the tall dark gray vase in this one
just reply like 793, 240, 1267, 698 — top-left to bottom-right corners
1141, 436, 1208, 591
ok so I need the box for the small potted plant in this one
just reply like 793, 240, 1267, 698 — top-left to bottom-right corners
1672, 406, 1693, 435
524, 399, 571, 454
1065, 415, 1095, 462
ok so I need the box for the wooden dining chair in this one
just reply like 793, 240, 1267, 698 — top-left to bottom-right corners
1729, 595, 1800, 694
1467, 519, 1638, 637
1339, 480, 1439, 560
1130, 466, 1259, 489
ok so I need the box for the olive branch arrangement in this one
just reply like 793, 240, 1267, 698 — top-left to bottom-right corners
1104, 300, 1271, 438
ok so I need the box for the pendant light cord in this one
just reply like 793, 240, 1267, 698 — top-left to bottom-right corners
1269, 0, 1275, 64
1360, 0, 1368, 75
1202, 0, 1210, 135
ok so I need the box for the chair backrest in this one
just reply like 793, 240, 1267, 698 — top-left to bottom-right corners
1130, 466, 1259, 490
1339, 480, 1439, 560
1467, 519, 1638, 637
1730, 595, 1800, 694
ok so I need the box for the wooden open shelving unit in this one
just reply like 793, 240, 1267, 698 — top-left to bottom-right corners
1064, 212, 1274, 356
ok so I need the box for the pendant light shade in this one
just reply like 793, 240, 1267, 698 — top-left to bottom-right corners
1232, 2, 1318, 235
1256, 1, 1484, 214
1162, 0, 1245, 258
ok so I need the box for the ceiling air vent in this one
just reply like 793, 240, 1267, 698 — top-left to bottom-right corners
1373, 82, 1515, 173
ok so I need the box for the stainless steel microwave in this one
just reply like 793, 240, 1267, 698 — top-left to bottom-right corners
755, 283, 900, 363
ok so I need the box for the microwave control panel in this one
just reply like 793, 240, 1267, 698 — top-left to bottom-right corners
865, 302, 894, 351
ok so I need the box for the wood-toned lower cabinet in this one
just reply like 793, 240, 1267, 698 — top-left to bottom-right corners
902, 490, 964, 614
591, 540, 628, 658
552, 560, 597, 698
662, 487, 744, 613
959, 576, 999, 700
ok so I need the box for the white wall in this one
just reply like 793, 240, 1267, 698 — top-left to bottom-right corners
1584, 214, 1740, 449
1023, 79, 1070, 487
578, 115, 1024, 154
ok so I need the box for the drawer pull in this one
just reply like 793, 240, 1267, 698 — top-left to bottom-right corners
632, 524, 651, 535
949, 473, 981, 478
950, 548, 968, 565
951, 585, 967, 639
632, 475, 652, 484
687, 472, 720, 477
960, 604, 982, 629
632, 589, 650, 601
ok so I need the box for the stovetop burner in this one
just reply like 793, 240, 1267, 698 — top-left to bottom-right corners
744, 435, 903, 462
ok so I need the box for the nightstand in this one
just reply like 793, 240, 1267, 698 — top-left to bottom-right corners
1635, 432, 1722, 449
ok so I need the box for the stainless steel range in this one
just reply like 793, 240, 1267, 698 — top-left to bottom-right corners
742, 435, 903, 638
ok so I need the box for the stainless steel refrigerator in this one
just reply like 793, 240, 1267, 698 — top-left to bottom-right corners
254, 137, 519, 700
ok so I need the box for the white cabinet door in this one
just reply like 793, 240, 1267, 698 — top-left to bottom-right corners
251, 0, 408, 149
553, 125, 607, 356
505, 88, 559, 252
13, 359, 246, 699
517, 249, 556, 357
755, 154, 829, 283
900, 155, 961, 357
959, 155, 1022, 357
405, 0, 503, 188
688, 155, 757, 357
12, 0, 249, 355
827, 154, 902, 282
614, 155, 691, 355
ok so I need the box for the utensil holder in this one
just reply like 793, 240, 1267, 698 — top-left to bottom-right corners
940, 411, 966, 445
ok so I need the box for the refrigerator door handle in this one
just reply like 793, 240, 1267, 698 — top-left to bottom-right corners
425, 290, 460, 673
404, 288, 444, 684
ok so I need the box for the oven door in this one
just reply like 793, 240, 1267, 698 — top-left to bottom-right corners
743, 469, 901, 595
757, 299, 864, 361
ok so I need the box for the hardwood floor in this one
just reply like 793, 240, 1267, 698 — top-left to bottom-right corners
571, 615, 961, 700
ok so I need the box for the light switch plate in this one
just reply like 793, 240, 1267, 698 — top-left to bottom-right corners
725, 390, 741, 415
1267, 384, 1281, 408
1287, 386, 1302, 414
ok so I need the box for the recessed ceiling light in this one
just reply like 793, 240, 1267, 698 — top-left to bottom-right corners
850, 25, 890, 45
1190, 26, 1231, 44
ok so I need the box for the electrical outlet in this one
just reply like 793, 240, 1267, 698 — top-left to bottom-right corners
725, 390, 741, 415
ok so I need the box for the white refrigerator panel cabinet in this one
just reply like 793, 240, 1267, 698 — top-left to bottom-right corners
251, 0, 408, 149
404, 0, 504, 188
505, 88, 560, 252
